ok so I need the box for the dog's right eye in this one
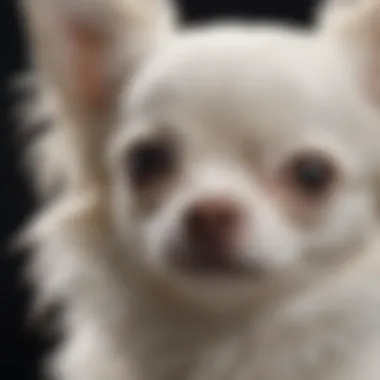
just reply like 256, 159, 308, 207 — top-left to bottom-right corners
280, 151, 339, 201
127, 139, 177, 188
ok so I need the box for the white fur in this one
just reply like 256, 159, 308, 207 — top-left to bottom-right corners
17, 0, 380, 379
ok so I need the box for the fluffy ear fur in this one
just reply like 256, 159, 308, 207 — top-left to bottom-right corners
316, 0, 380, 106
19, 0, 177, 196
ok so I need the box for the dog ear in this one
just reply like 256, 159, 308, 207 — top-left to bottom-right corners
316, 0, 380, 106
20, 0, 178, 192
316, 0, 364, 30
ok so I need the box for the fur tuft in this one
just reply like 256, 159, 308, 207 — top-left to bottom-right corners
11, 73, 65, 200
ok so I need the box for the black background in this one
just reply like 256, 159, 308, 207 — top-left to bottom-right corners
0, 1, 316, 379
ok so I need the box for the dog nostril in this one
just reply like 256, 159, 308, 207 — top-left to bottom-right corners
185, 197, 243, 246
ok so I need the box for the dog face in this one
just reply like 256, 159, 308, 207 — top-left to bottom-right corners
108, 25, 380, 303
23, 0, 380, 306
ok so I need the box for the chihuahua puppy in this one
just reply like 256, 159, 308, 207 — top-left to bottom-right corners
17, 0, 380, 379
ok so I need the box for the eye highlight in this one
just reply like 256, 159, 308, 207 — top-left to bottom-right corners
280, 151, 339, 199
127, 138, 178, 189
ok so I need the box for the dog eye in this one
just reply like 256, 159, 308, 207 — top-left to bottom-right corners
127, 139, 177, 188
282, 152, 338, 198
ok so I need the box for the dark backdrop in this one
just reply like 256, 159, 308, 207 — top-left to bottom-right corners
0, 1, 316, 379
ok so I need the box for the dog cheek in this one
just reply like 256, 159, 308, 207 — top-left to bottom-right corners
243, 208, 301, 272
302, 193, 375, 264
141, 209, 179, 267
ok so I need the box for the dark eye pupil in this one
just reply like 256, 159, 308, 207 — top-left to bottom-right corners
128, 141, 175, 187
292, 156, 333, 194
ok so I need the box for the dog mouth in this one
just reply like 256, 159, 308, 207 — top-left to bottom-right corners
169, 244, 264, 279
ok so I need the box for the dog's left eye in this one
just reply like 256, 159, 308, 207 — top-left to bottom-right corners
127, 139, 177, 188
281, 152, 338, 199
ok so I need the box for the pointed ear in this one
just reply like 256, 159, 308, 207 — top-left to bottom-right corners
20, 0, 178, 192
22, 0, 177, 115
316, 0, 380, 105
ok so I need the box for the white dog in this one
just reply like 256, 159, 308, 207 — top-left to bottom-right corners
17, 0, 380, 379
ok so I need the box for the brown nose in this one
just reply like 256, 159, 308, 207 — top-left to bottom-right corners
184, 196, 243, 249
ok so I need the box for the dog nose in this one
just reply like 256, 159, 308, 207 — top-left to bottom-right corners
185, 196, 243, 249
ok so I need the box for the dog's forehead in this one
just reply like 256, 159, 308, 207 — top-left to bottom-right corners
124, 25, 380, 158
129, 26, 317, 126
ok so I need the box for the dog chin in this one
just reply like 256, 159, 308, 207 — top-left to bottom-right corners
161, 271, 265, 310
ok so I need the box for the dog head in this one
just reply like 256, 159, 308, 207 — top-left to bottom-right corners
23, 0, 380, 308
109, 25, 380, 306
